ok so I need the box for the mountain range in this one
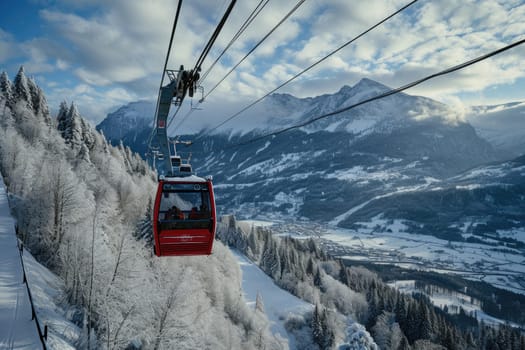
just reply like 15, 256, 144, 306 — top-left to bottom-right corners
97, 79, 525, 248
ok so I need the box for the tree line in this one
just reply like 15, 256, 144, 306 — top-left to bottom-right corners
218, 215, 525, 349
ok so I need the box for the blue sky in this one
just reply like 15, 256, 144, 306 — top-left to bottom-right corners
1, 0, 524, 131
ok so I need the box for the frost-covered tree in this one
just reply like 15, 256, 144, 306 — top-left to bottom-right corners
314, 267, 323, 289
255, 291, 265, 313
338, 260, 349, 285
0, 71, 14, 108
57, 102, 83, 148
372, 311, 403, 350
134, 197, 153, 243
27, 76, 51, 124
13, 66, 33, 111
261, 235, 281, 279
339, 323, 378, 350
32, 159, 90, 264
312, 304, 324, 348
56, 100, 68, 128
312, 304, 335, 350
0, 97, 14, 131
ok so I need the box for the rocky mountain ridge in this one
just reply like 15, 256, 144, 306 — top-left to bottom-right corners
97, 79, 524, 245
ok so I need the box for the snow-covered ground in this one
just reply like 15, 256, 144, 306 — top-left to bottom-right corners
255, 216, 525, 295
320, 220, 525, 295
233, 220, 381, 349
232, 249, 312, 349
388, 280, 522, 327
0, 180, 41, 349
0, 176, 79, 349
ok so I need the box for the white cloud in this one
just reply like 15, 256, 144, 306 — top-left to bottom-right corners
0, 29, 17, 63
47, 83, 140, 125
3, 0, 525, 126
56, 58, 70, 70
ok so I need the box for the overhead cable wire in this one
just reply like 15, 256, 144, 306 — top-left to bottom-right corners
197, 0, 418, 139
223, 37, 525, 149
202, 0, 307, 101
148, 0, 184, 149
178, 0, 306, 134
192, 0, 238, 74
199, 0, 271, 85
166, 104, 184, 132
171, 0, 269, 132
167, 0, 237, 130
172, 104, 195, 132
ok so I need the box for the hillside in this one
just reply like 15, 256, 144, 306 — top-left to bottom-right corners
0, 178, 81, 349
0, 67, 282, 349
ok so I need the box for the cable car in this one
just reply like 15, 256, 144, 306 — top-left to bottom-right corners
153, 175, 216, 256
150, 58, 219, 256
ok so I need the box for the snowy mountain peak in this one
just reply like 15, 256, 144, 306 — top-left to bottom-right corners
96, 100, 154, 143
353, 78, 390, 92
107, 100, 154, 123
331, 79, 390, 102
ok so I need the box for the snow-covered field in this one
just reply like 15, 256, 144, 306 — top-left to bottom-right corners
320, 221, 525, 295
322, 221, 525, 294
233, 220, 379, 349
253, 216, 525, 295
388, 280, 521, 327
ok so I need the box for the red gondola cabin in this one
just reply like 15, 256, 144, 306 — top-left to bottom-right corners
153, 175, 216, 256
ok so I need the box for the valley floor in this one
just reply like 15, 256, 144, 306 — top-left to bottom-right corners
320, 225, 525, 295
239, 217, 525, 330
265, 220, 525, 295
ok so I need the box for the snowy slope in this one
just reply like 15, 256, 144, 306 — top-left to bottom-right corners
0, 175, 79, 349
233, 249, 312, 348
0, 176, 42, 349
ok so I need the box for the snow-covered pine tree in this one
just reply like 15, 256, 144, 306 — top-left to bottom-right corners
314, 266, 323, 289
13, 66, 33, 111
311, 304, 335, 349
56, 100, 68, 130
79, 114, 95, 149
0, 97, 15, 130
371, 311, 403, 350
339, 323, 378, 350
65, 102, 83, 147
306, 256, 315, 276
255, 291, 265, 313
418, 298, 434, 341
338, 260, 349, 286
0, 71, 14, 108
78, 143, 91, 164
28, 76, 51, 124
261, 236, 281, 279
312, 304, 324, 347
134, 198, 153, 244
